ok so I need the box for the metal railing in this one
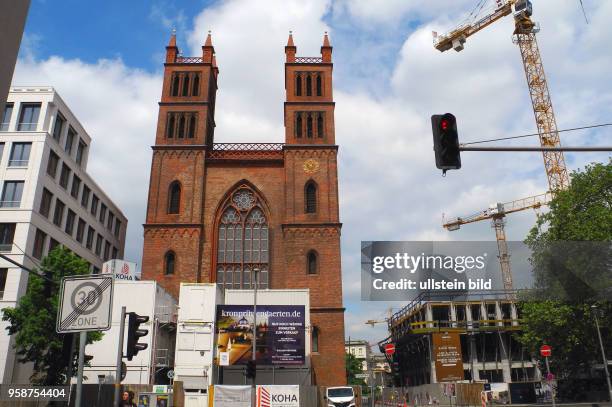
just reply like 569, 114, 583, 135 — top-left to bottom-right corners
0, 201, 20, 208
176, 55, 203, 63
295, 56, 323, 63
207, 143, 285, 160
0, 243, 13, 251
8, 159, 28, 167
0, 123, 9, 131
17, 122, 37, 131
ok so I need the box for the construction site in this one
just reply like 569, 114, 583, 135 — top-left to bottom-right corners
377, 0, 583, 404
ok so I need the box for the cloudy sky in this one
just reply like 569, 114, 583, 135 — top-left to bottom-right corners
13, 0, 611, 346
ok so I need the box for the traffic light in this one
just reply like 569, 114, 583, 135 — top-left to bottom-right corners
431, 113, 461, 173
246, 360, 256, 380
126, 312, 149, 361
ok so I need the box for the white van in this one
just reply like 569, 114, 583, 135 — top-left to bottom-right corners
325, 386, 356, 407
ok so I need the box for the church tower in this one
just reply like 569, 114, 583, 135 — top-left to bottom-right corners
142, 32, 219, 295
142, 32, 345, 386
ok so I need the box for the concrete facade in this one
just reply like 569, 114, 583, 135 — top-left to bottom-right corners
0, 87, 127, 383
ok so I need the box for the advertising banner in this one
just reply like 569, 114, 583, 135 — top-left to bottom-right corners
433, 332, 464, 382
216, 305, 305, 365
256, 385, 300, 407
213, 385, 252, 407
102, 259, 138, 281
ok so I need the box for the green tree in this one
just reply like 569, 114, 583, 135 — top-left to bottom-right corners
517, 160, 612, 398
346, 352, 366, 386
2, 247, 102, 385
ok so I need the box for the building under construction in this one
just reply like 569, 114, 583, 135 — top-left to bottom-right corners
382, 291, 540, 387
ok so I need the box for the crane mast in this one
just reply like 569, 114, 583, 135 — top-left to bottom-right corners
435, 0, 570, 293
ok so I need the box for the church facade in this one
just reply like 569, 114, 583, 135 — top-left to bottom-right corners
141, 32, 345, 385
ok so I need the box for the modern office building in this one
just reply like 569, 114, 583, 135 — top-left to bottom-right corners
0, 87, 127, 383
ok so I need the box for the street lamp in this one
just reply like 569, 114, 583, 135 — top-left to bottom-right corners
591, 304, 612, 402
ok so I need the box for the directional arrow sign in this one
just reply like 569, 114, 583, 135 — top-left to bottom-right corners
57, 275, 114, 333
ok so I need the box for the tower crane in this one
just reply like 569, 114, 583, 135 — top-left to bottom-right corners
434, 0, 571, 291
443, 192, 552, 291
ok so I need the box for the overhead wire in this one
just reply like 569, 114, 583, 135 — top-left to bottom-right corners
461, 122, 612, 146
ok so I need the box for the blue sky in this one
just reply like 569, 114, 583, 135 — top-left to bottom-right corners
13, 0, 611, 345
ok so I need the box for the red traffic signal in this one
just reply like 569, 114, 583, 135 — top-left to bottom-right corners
431, 113, 461, 173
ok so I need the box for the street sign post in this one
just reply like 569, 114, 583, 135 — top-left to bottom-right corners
385, 343, 396, 356
57, 275, 114, 333
57, 275, 113, 407
540, 345, 556, 407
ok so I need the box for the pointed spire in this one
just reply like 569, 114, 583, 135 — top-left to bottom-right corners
166, 28, 179, 63
287, 31, 295, 47
169, 28, 177, 47
285, 30, 296, 63
322, 31, 331, 47
321, 31, 332, 63
202, 30, 215, 64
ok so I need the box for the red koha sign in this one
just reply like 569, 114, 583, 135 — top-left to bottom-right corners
540, 344, 552, 357
385, 343, 396, 355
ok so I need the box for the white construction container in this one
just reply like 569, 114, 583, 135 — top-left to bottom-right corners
174, 283, 223, 391
82, 280, 177, 385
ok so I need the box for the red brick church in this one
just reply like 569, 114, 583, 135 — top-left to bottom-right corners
141, 31, 346, 385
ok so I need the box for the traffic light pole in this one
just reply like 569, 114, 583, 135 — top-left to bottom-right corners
460, 146, 612, 152
75, 331, 86, 407
113, 306, 126, 407
252, 268, 259, 407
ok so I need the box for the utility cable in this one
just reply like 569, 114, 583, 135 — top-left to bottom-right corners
461, 122, 612, 146
0, 253, 54, 284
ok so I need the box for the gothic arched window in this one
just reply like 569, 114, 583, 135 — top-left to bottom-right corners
307, 250, 318, 274
171, 75, 180, 97
316, 74, 322, 96
296, 113, 302, 138
168, 181, 181, 214
167, 114, 175, 138
317, 113, 324, 138
306, 75, 312, 96
216, 186, 269, 290
305, 181, 317, 213
307, 114, 313, 138
188, 115, 196, 138
296, 74, 302, 96
192, 74, 200, 96
165, 251, 175, 275
182, 75, 190, 96
178, 115, 185, 138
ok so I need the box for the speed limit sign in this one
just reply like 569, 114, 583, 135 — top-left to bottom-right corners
57, 275, 114, 332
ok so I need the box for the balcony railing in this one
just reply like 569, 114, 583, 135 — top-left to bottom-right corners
0, 243, 13, 252
175, 55, 203, 63
295, 56, 323, 63
207, 143, 284, 160
17, 123, 37, 131
8, 160, 28, 167
0, 201, 20, 208
0, 123, 9, 131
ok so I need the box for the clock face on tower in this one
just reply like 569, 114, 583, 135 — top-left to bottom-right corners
303, 159, 320, 174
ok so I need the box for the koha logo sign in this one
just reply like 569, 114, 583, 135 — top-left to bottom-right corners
256, 385, 299, 407
102, 259, 138, 281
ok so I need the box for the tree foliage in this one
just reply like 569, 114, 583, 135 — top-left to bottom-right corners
346, 352, 366, 386
517, 160, 612, 398
2, 247, 102, 385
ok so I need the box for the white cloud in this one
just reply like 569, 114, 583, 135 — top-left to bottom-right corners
12, 56, 161, 261
11, 0, 612, 347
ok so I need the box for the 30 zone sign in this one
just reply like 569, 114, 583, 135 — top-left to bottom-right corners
57, 275, 114, 333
